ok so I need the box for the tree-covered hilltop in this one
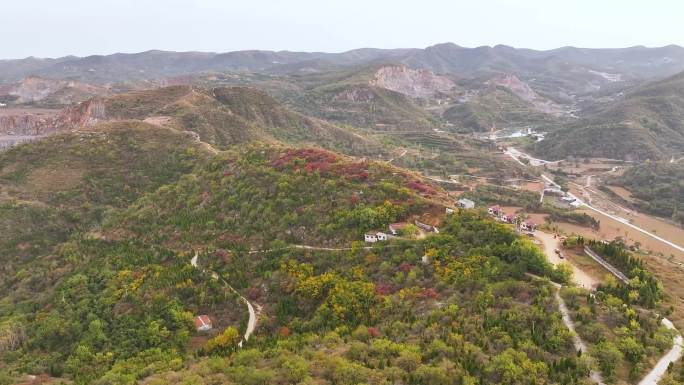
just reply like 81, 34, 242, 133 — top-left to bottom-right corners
109, 145, 441, 250
128, 213, 583, 385
0, 119, 672, 385
5, 208, 585, 385
0, 121, 211, 311
0, 123, 591, 384
101, 85, 385, 156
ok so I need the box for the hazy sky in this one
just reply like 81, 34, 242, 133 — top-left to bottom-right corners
2, 0, 683, 59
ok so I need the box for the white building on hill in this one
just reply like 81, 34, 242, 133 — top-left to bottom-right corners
457, 198, 475, 209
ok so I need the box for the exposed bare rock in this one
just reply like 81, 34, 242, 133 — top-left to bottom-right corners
62, 98, 106, 127
369, 65, 455, 98
0, 99, 106, 149
0, 76, 107, 105
333, 87, 377, 102
487, 73, 565, 116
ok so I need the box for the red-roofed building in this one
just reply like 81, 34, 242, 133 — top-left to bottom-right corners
389, 222, 408, 235
499, 209, 517, 224
521, 221, 537, 232
194, 315, 213, 332
488, 205, 501, 216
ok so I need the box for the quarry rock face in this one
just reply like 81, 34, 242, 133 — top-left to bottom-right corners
0, 99, 106, 148
370, 65, 455, 98
487, 73, 565, 116
488, 73, 538, 102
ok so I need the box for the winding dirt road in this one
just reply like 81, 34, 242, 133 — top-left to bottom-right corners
191, 253, 260, 348
526, 271, 605, 385
556, 290, 606, 385
638, 318, 684, 385
533, 232, 682, 385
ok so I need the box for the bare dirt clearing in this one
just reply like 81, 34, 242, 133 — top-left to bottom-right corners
534, 230, 601, 288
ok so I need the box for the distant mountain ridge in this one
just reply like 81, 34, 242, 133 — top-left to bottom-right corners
2, 43, 683, 85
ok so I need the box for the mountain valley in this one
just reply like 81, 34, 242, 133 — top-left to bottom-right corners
2, 41, 684, 385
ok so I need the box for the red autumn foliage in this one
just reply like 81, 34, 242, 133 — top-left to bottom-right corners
271, 148, 339, 171
350, 194, 361, 205
422, 288, 439, 299
334, 162, 369, 181
217, 233, 246, 248
211, 249, 232, 263
367, 327, 381, 338
398, 262, 414, 273
516, 289, 532, 302
278, 326, 290, 337
406, 180, 436, 196
375, 283, 395, 296
246, 287, 261, 300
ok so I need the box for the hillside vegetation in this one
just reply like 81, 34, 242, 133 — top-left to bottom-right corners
110, 146, 441, 250
290, 84, 439, 131
0, 121, 209, 313
0, 118, 594, 385
613, 161, 684, 224
444, 86, 560, 132
102, 85, 384, 155
1, 52, 682, 385
141, 213, 583, 385
536, 71, 684, 161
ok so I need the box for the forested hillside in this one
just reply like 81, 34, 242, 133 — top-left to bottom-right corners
614, 162, 684, 224
0, 122, 211, 355
443, 86, 559, 132
141, 212, 581, 385
1, 46, 682, 385
101, 85, 384, 155
535, 71, 684, 161
0, 119, 588, 384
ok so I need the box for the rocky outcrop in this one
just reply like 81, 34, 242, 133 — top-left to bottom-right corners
369, 65, 455, 98
487, 73, 565, 116
0, 99, 106, 147
333, 86, 377, 102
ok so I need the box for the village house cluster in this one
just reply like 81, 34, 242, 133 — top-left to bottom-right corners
364, 231, 389, 243
364, 220, 440, 242
488, 205, 537, 233
365, 196, 538, 243
544, 183, 581, 207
